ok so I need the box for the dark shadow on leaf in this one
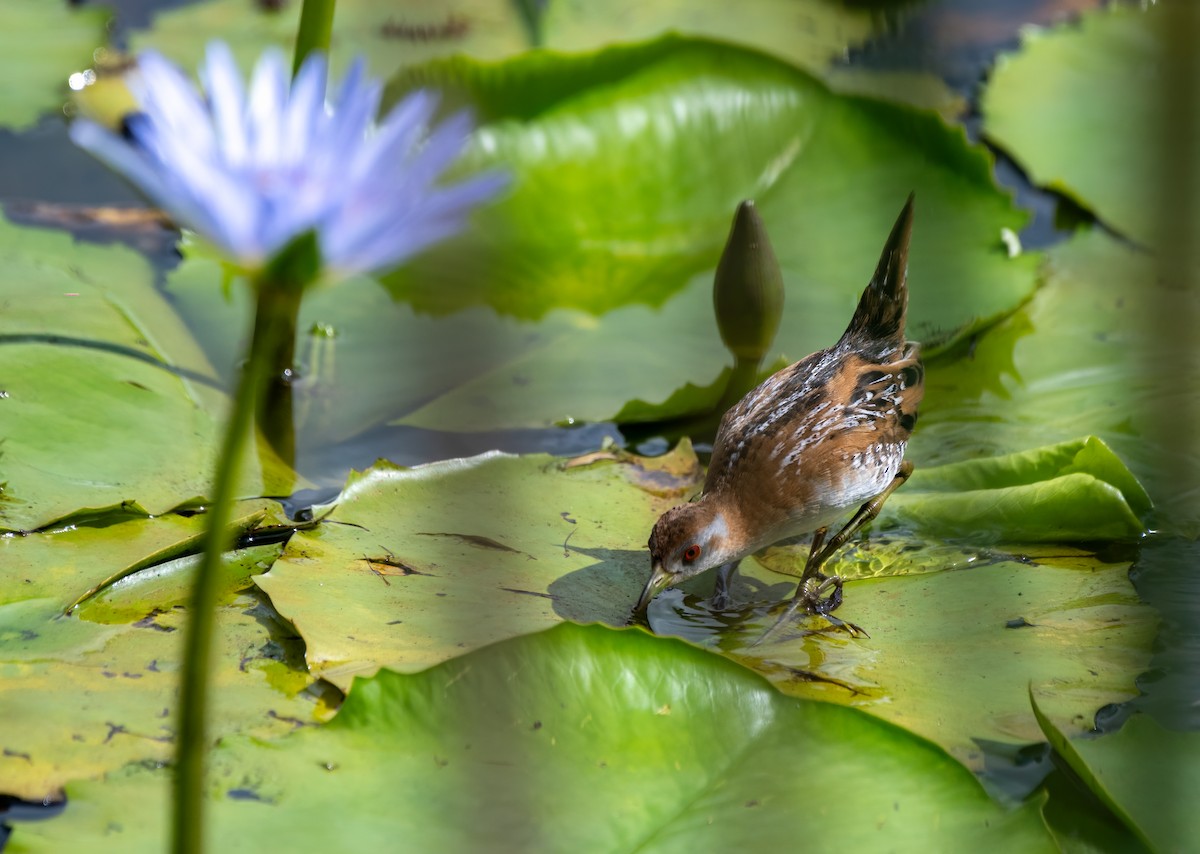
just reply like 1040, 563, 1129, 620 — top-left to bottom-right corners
548, 545, 794, 626
546, 546, 647, 625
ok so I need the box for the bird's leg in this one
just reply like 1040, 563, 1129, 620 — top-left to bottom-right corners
749, 528, 829, 646
710, 560, 740, 610
755, 461, 913, 644
803, 460, 914, 601
796, 525, 829, 589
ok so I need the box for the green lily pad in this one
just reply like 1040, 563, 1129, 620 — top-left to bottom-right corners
983, 3, 1195, 250
1038, 759, 1150, 854
912, 228, 1200, 536
61, 500, 284, 616
76, 543, 284, 625
381, 40, 1035, 429
825, 67, 967, 120
9, 624, 1056, 852
253, 446, 1153, 764
706, 546, 1154, 767
165, 262, 726, 445
0, 1, 108, 130
0, 497, 275, 613
884, 436, 1150, 542
129, 0, 872, 83
253, 444, 700, 689
0, 212, 294, 532
0, 506, 321, 801
385, 38, 1035, 327
0, 598, 119, 661
0, 593, 322, 802
170, 40, 1036, 435
1033, 697, 1200, 853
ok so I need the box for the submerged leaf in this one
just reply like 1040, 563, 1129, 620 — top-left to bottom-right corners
11, 624, 1057, 852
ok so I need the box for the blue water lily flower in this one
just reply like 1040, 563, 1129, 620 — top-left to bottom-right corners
71, 42, 504, 280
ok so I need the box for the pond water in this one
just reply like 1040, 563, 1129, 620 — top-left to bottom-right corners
2, 0, 1197, 846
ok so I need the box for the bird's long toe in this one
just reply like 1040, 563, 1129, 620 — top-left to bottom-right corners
821, 612, 870, 638
808, 575, 845, 616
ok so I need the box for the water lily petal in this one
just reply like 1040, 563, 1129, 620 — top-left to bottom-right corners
246, 49, 289, 169
282, 51, 328, 167
71, 40, 504, 281
130, 51, 216, 158
201, 41, 250, 168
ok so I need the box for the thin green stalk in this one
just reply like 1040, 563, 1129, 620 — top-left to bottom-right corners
171, 284, 295, 854
257, 286, 302, 469
293, 0, 336, 76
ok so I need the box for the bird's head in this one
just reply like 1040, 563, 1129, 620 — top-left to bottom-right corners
635, 501, 734, 613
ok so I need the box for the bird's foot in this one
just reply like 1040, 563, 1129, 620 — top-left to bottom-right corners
815, 611, 869, 639
751, 575, 867, 645
808, 575, 843, 615
801, 575, 869, 636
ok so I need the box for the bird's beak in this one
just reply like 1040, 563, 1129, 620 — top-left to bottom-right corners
634, 562, 673, 614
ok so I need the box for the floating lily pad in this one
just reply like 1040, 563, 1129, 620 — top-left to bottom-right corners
169, 40, 1036, 435
0, 505, 320, 801
76, 543, 284, 624
698, 547, 1154, 768
253, 445, 701, 689
0, 598, 119, 662
165, 261, 725, 444
9, 624, 1056, 852
0, 505, 252, 608
884, 436, 1150, 542
0, 213, 294, 532
0, 593, 321, 803
253, 446, 1153, 764
825, 67, 967, 119
0, 1, 108, 130
384, 38, 1035, 328
129, 0, 873, 82
1033, 697, 1200, 853
912, 228, 1200, 536
983, 3, 1196, 250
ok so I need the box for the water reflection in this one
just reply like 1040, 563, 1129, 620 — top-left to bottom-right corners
644, 584, 856, 653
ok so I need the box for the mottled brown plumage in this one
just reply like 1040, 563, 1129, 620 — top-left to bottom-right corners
636, 195, 922, 636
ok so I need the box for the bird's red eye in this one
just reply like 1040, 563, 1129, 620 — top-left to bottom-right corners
683, 544, 702, 562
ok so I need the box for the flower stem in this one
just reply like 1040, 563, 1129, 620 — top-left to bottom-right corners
171, 283, 293, 854
293, 0, 337, 76
257, 286, 302, 470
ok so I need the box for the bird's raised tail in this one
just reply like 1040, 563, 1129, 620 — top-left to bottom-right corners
839, 193, 914, 357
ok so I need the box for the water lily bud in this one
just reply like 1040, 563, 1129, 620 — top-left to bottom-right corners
713, 200, 784, 362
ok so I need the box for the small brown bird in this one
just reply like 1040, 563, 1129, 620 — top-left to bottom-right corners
635, 195, 922, 638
